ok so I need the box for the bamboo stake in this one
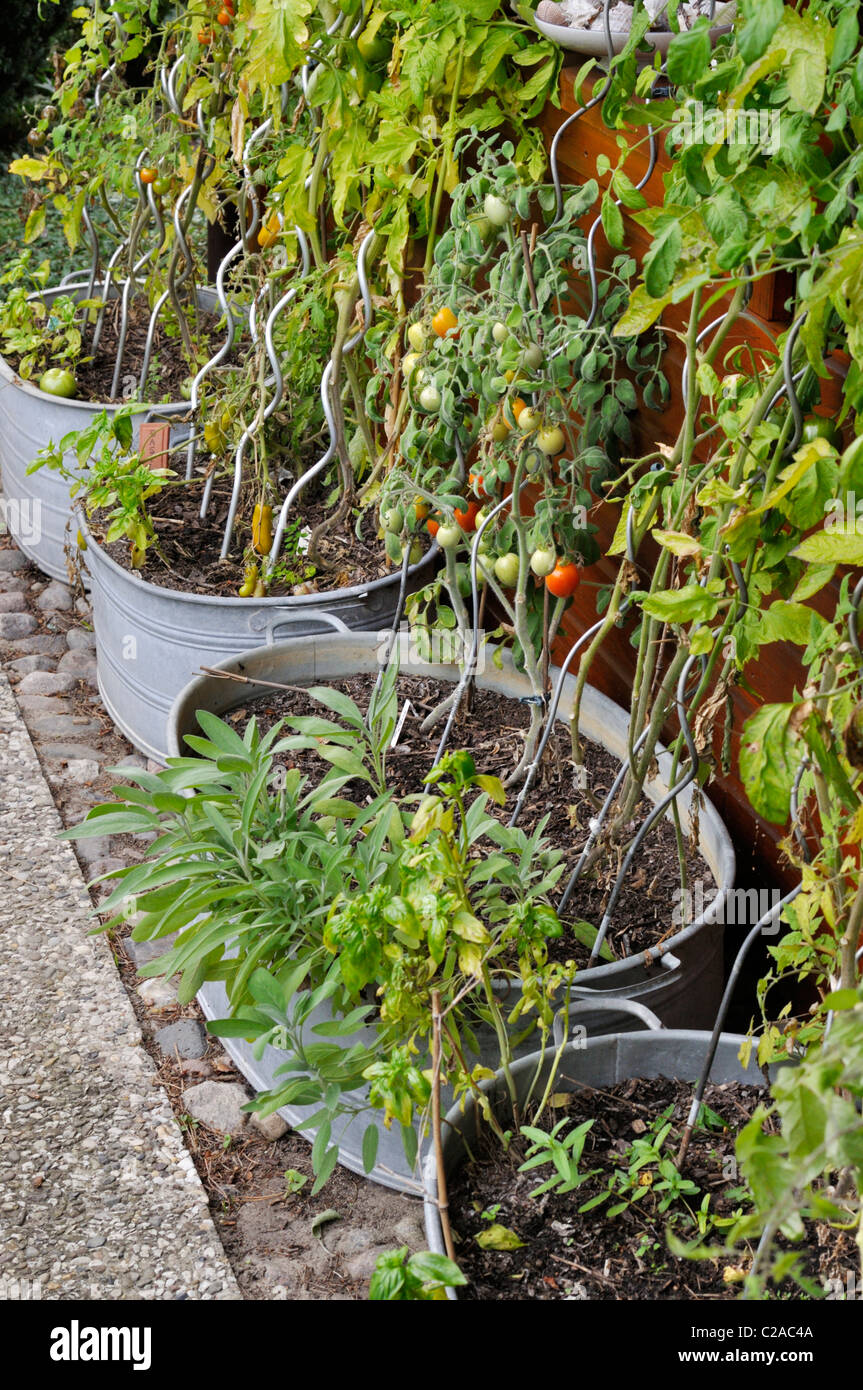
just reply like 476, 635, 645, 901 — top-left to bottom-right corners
431, 989, 456, 1263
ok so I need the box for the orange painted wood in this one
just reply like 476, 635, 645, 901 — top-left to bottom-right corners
535, 72, 849, 887
139, 422, 171, 472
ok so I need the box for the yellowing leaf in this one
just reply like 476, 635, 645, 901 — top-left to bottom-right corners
653, 529, 702, 558
9, 157, 51, 181
614, 283, 672, 336
243, 0, 313, 94
794, 530, 863, 566
475, 1223, 525, 1251
475, 774, 505, 806
24, 204, 46, 244
457, 943, 484, 978
452, 909, 490, 944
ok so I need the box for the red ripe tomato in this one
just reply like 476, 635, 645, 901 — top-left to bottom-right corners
216, 7, 233, 24
454, 499, 480, 532
545, 562, 581, 598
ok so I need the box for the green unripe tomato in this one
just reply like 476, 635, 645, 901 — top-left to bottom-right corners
402, 351, 420, 379
436, 524, 461, 549
522, 448, 542, 474
407, 321, 425, 352
537, 425, 565, 456
419, 382, 441, 414
523, 343, 544, 371
800, 416, 841, 447
38, 367, 77, 398
530, 547, 557, 578
382, 505, 403, 534
396, 537, 423, 566
483, 193, 511, 227
492, 322, 508, 346
518, 406, 542, 435
477, 550, 494, 582
357, 28, 391, 64
494, 552, 520, 587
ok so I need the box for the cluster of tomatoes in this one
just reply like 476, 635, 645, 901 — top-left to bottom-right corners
198, 0, 235, 43
421, 498, 580, 598
401, 305, 582, 601
139, 166, 172, 197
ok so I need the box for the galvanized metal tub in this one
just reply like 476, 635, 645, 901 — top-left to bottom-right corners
174, 632, 735, 1192
422, 1028, 775, 1296
80, 516, 438, 762
0, 284, 211, 581
0, 284, 125, 581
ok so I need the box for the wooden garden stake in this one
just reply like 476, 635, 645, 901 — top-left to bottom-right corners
432, 989, 457, 1263
542, 581, 550, 699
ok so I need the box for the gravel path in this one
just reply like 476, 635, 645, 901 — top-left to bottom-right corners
0, 672, 240, 1300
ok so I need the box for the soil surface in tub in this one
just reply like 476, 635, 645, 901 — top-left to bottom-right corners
7, 300, 233, 404
446, 1075, 852, 1301
187, 670, 712, 966
91, 478, 426, 597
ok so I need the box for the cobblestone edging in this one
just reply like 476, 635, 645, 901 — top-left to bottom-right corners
0, 670, 241, 1299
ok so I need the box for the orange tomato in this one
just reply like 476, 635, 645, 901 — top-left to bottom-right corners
511, 397, 527, 423
432, 306, 459, 339
454, 499, 480, 533
426, 515, 441, 538
545, 562, 581, 598
139, 168, 157, 184
414, 499, 430, 522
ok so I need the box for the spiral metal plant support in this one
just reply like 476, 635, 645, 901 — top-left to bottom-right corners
430, 484, 532, 763
263, 227, 376, 573
549, 0, 616, 224
219, 238, 313, 559
675, 764, 809, 1169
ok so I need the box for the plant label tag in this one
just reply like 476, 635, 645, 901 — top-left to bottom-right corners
390, 699, 415, 749
296, 526, 311, 555
139, 422, 171, 473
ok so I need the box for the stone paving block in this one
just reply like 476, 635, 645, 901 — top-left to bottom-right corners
0, 675, 239, 1299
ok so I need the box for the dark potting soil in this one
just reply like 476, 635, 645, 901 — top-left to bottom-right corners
93, 477, 409, 597
447, 1075, 850, 1301
209, 670, 711, 966
10, 298, 229, 404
